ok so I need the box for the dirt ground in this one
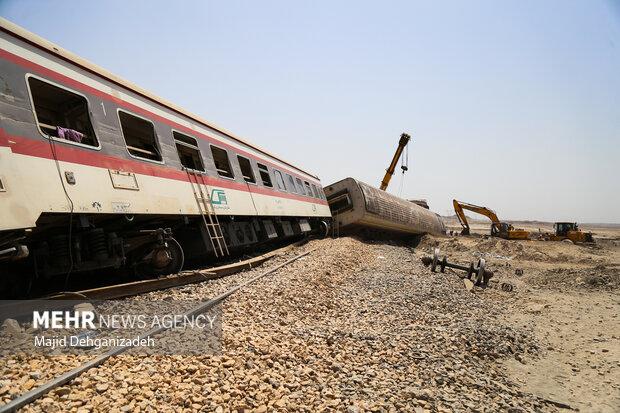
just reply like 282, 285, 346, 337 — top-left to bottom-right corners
422, 221, 620, 412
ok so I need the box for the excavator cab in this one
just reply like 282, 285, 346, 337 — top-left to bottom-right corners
490, 222, 527, 240
491, 222, 511, 238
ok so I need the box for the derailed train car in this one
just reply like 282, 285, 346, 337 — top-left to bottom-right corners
0, 18, 330, 294
324, 178, 445, 236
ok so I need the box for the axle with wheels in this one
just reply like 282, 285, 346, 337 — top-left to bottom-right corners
421, 248, 493, 286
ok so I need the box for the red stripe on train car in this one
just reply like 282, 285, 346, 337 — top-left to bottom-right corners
0, 48, 322, 187
0, 130, 328, 206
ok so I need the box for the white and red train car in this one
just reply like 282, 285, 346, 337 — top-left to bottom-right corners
0, 18, 330, 293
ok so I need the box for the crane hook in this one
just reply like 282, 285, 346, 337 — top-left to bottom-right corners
401, 142, 409, 172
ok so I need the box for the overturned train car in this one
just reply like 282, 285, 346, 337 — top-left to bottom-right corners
324, 178, 445, 237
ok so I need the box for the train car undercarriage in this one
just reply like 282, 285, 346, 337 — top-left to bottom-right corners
0, 213, 328, 298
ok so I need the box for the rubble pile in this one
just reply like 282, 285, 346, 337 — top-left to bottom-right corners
531, 265, 620, 290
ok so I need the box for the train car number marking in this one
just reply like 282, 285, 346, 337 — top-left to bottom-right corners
111, 201, 132, 213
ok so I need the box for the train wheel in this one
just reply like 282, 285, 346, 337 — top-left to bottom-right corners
152, 237, 185, 275
319, 220, 330, 238
136, 237, 185, 278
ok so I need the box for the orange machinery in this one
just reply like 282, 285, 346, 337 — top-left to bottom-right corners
453, 199, 530, 240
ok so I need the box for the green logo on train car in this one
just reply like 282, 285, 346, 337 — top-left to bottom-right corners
210, 189, 228, 205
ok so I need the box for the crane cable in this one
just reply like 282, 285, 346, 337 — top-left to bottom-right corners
397, 142, 409, 197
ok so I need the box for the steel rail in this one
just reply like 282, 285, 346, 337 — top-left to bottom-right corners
49, 239, 310, 300
0, 239, 310, 323
0, 248, 315, 413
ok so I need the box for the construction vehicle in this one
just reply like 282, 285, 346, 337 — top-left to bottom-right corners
452, 199, 530, 240
543, 222, 593, 243
379, 133, 410, 191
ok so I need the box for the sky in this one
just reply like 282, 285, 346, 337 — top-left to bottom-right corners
1, 0, 619, 222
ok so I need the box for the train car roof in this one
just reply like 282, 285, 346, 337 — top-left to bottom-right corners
0, 17, 319, 180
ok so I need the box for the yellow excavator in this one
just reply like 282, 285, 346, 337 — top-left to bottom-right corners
379, 133, 410, 191
453, 199, 530, 240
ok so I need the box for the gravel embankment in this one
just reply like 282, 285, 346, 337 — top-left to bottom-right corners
3, 237, 548, 412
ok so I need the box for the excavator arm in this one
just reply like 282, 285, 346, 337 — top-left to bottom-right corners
379, 133, 410, 191
452, 199, 501, 235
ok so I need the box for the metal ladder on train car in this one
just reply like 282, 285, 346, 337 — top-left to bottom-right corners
186, 169, 229, 258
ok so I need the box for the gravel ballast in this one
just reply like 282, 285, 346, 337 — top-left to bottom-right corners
2, 237, 550, 412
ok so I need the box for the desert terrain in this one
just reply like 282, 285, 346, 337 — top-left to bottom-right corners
433, 217, 620, 411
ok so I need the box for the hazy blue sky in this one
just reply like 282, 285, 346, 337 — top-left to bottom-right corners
2, 1, 618, 222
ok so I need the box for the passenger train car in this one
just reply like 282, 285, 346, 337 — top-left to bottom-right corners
0, 18, 330, 293
325, 178, 445, 237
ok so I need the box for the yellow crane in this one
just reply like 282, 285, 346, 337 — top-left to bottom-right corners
452, 199, 530, 240
379, 133, 410, 191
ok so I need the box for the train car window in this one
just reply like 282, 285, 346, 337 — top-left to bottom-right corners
27, 77, 99, 147
210, 146, 235, 179
295, 177, 305, 195
328, 192, 353, 214
304, 181, 313, 197
118, 111, 162, 161
173, 131, 204, 171
311, 184, 320, 198
285, 174, 297, 194
257, 163, 273, 187
274, 170, 287, 191
237, 155, 256, 184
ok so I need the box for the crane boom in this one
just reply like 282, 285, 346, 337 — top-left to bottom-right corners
379, 133, 410, 191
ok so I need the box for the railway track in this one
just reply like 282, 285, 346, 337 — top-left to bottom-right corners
48, 238, 310, 300
0, 239, 310, 322
0, 247, 315, 412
